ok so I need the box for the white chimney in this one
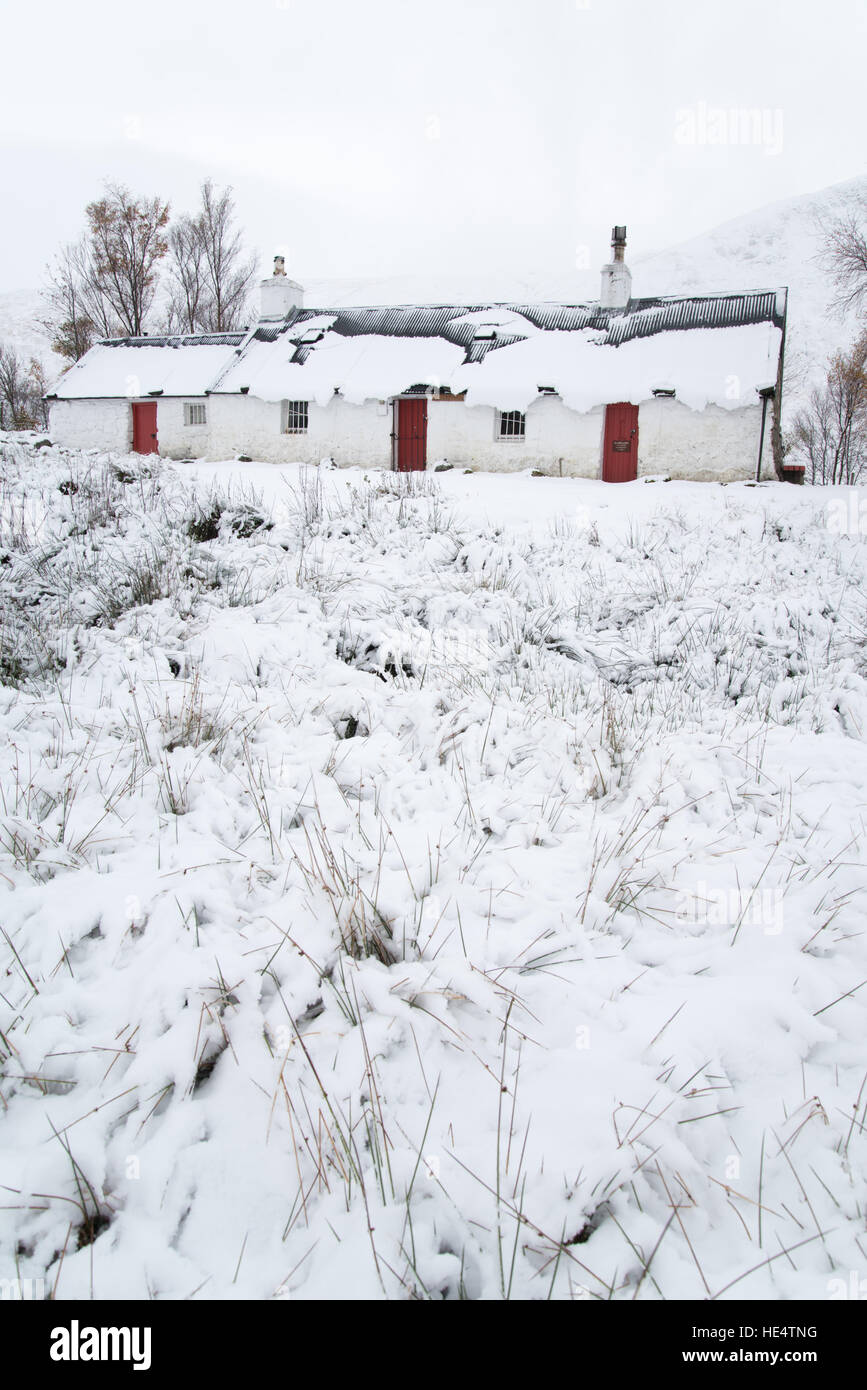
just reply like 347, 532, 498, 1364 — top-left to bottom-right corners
599, 225, 632, 310
259, 254, 304, 321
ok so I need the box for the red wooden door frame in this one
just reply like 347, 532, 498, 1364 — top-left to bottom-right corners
394, 397, 427, 472
602, 402, 638, 482
132, 401, 159, 455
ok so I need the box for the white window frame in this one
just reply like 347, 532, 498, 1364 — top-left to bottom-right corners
496, 408, 526, 441
183, 401, 207, 426
282, 400, 309, 434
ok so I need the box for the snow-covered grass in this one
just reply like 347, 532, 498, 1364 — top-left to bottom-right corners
2, 438, 867, 1301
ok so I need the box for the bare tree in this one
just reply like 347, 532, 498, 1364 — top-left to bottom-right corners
820, 201, 867, 316
789, 330, 867, 483
44, 184, 171, 350
41, 243, 97, 361
165, 217, 208, 333
166, 180, 257, 333
199, 180, 257, 331
0, 346, 47, 430
84, 182, 170, 336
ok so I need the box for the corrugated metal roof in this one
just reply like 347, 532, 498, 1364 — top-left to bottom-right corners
95, 292, 785, 362
604, 292, 782, 345
99, 332, 247, 349
79, 291, 785, 401
463, 334, 526, 364
243, 291, 786, 364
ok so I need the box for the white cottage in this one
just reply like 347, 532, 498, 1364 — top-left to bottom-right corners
47, 230, 793, 483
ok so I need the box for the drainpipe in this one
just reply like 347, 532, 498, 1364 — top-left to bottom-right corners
755, 386, 775, 482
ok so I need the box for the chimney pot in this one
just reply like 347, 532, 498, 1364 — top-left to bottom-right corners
259, 253, 304, 320
600, 224, 632, 310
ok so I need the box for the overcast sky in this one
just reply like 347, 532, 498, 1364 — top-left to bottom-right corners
1, 0, 864, 293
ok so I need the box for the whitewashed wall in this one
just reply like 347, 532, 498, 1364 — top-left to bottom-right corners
204, 394, 390, 466
49, 396, 390, 467
637, 398, 763, 482
50, 392, 767, 482
429, 396, 763, 481
49, 399, 132, 453
49, 397, 210, 457
427, 397, 604, 475
146, 398, 209, 459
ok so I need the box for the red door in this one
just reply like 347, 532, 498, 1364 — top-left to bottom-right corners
602, 402, 638, 482
395, 397, 427, 472
132, 401, 158, 454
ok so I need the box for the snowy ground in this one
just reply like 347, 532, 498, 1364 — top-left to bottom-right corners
2, 436, 867, 1301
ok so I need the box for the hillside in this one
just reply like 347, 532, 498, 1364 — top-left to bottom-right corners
634, 176, 867, 422
0, 288, 67, 379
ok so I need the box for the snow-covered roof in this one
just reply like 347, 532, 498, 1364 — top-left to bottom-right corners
50, 336, 246, 401
51, 291, 786, 412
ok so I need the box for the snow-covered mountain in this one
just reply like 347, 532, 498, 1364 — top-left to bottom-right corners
3, 175, 864, 422
634, 176, 867, 421
0, 288, 67, 378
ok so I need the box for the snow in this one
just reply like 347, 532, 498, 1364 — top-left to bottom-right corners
57, 319, 781, 417
52, 342, 241, 400
214, 332, 467, 408
633, 176, 867, 423
2, 435, 867, 1302
0, 288, 67, 378
453, 323, 781, 414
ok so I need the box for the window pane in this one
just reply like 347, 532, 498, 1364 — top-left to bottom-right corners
499, 410, 524, 438
284, 401, 309, 433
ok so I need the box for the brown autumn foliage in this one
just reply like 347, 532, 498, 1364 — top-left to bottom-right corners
84, 183, 170, 337
44, 179, 257, 356
42, 243, 97, 362
43, 182, 170, 359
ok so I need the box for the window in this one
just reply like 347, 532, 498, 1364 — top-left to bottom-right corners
497, 409, 525, 440
282, 400, 309, 434
184, 402, 207, 426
